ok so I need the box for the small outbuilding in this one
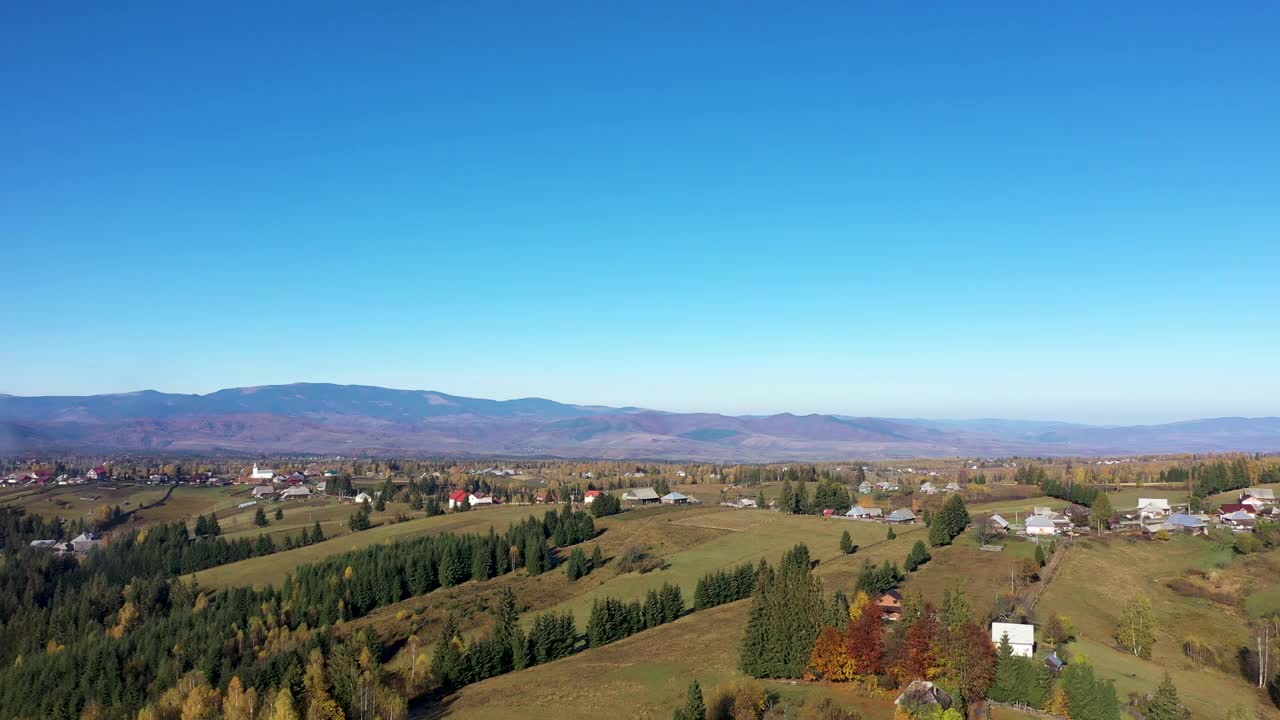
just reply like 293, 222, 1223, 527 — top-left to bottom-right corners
886, 509, 917, 524
661, 491, 689, 505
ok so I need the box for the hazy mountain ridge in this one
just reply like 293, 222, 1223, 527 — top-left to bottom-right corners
1, 383, 1279, 460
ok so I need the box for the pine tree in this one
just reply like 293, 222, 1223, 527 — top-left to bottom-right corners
431, 615, 468, 690
740, 545, 827, 678
673, 679, 705, 720
274, 508, 284, 521
1035, 544, 1047, 567
591, 544, 604, 569
254, 507, 268, 527
840, 530, 854, 554
1146, 673, 1183, 720
905, 540, 931, 571
887, 526, 896, 540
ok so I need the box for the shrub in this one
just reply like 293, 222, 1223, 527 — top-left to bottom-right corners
707, 681, 770, 720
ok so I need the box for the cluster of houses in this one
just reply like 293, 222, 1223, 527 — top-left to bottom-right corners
28, 531, 100, 555
840, 505, 919, 524
4, 466, 111, 487
858, 480, 902, 494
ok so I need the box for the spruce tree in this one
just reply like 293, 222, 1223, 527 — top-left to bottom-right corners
1146, 673, 1183, 720
591, 544, 604, 569
274, 508, 284, 521
254, 507, 268, 527
673, 679, 705, 720
1035, 544, 1047, 567
887, 526, 896, 540
840, 529, 853, 554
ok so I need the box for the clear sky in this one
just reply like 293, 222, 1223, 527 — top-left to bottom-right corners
2, 3, 1278, 423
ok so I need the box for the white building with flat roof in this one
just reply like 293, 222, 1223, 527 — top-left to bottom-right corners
991, 622, 1035, 657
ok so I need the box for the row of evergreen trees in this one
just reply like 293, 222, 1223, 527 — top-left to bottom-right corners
431, 588, 578, 690
1039, 476, 1101, 506
774, 478, 853, 515
586, 583, 685, 647
692, 562, 757, 609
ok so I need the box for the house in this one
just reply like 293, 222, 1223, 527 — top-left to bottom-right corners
468, 492, 494, 507
1166, 513, 1208, 536
876, 481, 900, 492
86, 466, 109, 480
1221, 510, 1256, 530
250, 464, 275, 480
944, 481, 961, 493
895, 681, 952, 714
623, 488, 661, 504
987, 514, 1010, 533
886, 509, 917, 524
584, 490, 602, 504
1025, 515, 1057, 536
1045, 651, 1066, 673
251, 485, 276, 499
281, 486, 312, 500
822, 508, 835, 517
736, 497, 758, 509
29, 539, 60, 549
847, 506, 884, 520
858, 481, 873, 494
324, 469, 339, 478
991, 622, 1035, 657
535, 491, 557, 504
286, 472, 307, 485
1242, 488, 1277, 504
447, 490, 470, 509
878, 590, 904, 620
315, 481, 326, 495
1137, 498, 1171, 519
661, 491, 689, 505
920, 482, 938, 495
71, 532, 101, 552
1219, 503, 1256, 517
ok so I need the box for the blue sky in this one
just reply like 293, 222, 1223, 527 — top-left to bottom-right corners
2, 3, 1278, 423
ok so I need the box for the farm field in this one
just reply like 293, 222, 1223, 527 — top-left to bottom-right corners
0, 483, 248, 526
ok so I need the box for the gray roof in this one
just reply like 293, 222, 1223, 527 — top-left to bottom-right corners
624, 487, 660, 500
848, 506, 883, 517
988, 514, 1009, 528
887, 509, 916, 521
1167, 513, 1206, 527
661, 491, 688, 501
1025, 515, 1055, 528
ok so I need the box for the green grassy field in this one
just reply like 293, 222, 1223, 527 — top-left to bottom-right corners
419, 599, 897, 720
1036, 535, 1272, 719
0, 483, 248, 526
1208, 482, 1280, 507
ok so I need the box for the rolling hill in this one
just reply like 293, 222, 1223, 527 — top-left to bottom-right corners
2, 383, 1279, 460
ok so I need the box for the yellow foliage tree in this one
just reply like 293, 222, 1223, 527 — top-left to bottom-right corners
269, 688, 300, 720
111, 601, 139, 639
223, 677, 259, 720
180, 683, 222, 720
849, 590, 872, 622
1046, 684, 1071, 718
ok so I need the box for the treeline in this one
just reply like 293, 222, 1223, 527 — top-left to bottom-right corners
431, 588, 578, 691
693, 562, 758, 610
586, 583, 684, 647
1040, 476, 1100, 506
927, 494, 970, 546
775, 478, 854, 515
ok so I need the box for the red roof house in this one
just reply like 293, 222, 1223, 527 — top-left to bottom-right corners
448, 489, 470, 509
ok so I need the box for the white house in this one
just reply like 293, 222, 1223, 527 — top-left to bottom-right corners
250, 464, 275, 480
1137, 498, 1171, 519
1243, 488, 1277, 504
944, 481, 961, 493
468, 492, 494, 507
991, 622, 1035, 657
1025, 515, 1057, 536
920, 482, 938, 495
354, 491, 373, 504
584, 490, 602, 504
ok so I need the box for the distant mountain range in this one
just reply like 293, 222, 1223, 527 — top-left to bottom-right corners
2, 383, 1280, 461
